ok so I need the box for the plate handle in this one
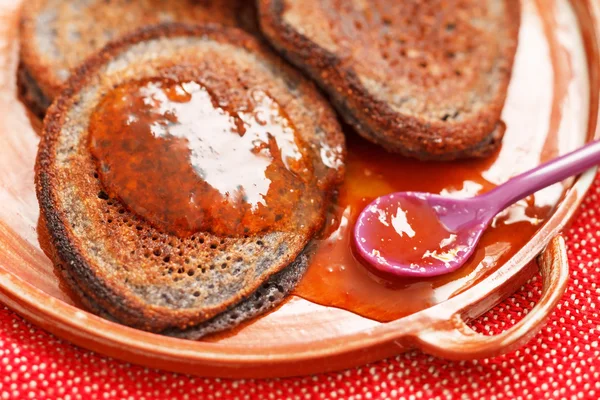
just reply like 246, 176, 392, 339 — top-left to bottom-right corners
412, 235, 569, 360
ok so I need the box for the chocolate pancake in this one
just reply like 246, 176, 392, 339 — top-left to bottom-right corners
36, 24, 345, 335
19, 0, 257, 117
258, 0, 520, 160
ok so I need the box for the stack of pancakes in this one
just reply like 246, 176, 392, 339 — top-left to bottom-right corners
24, 0, 519, 337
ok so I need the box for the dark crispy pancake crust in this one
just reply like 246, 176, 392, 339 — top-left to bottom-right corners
37, 24, 345, 333
50, 237, 310, 339
258, 0, 520, 160
17, 63, 51, 119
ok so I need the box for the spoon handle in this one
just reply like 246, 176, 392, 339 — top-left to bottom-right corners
482, 139, 600, 211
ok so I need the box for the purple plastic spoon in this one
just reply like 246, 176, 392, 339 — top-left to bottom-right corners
354, 140, 600, 278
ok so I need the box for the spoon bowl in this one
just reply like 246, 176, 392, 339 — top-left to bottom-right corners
354, 193, 494, 278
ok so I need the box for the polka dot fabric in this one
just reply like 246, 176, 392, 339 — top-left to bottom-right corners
1, 180, 600, 400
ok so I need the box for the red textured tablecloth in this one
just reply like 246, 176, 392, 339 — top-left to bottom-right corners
1, 180, 600, 400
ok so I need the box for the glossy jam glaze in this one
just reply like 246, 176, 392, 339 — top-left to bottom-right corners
89, 78, 320, 237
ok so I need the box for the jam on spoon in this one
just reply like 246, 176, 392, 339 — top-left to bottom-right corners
354, 139, 600, 278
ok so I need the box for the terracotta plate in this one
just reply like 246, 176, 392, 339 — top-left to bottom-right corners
0, 0, 599, 378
